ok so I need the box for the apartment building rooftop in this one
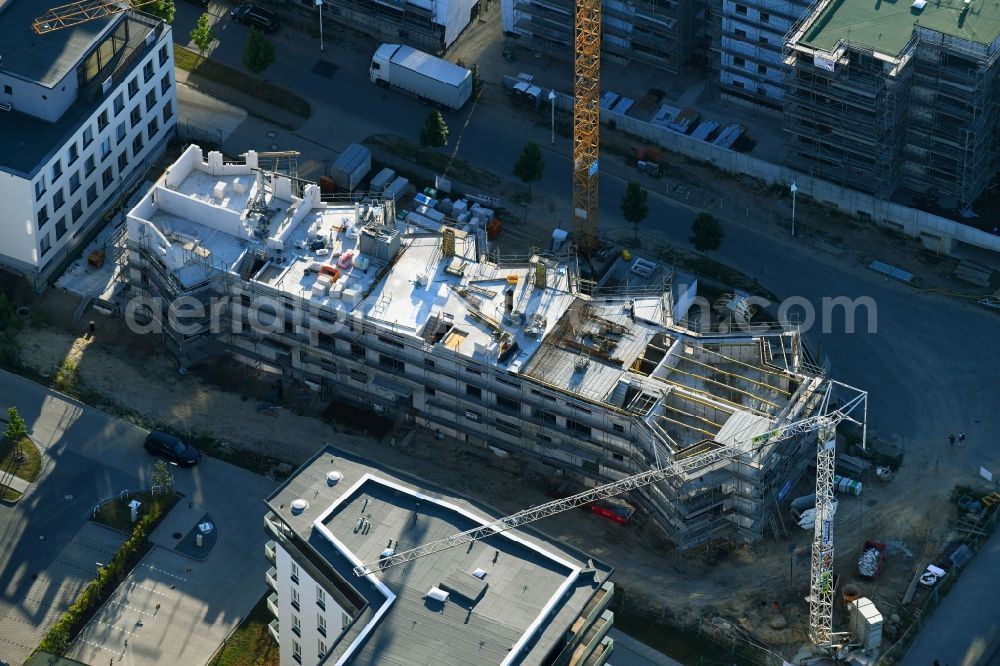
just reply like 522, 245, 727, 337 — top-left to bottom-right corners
265, 446, 613, 665
0, 0, 116, 87
0, 6, 161, 176
800, 0, 1000, 55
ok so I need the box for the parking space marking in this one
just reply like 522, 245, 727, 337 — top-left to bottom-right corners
94, 619, 142, 637
77, 637, 119, 654
133, 582, 173, 598
108, 599, 156, 617
142, 564, 188, 582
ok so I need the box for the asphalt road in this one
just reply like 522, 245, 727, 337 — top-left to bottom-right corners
172, 5, 1000, 657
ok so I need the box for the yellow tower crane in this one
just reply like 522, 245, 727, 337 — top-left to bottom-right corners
32, 0, 157, 35
572, 0, 602, 257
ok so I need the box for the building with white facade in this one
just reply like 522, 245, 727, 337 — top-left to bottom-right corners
317, 0, 479, 54
0, 0, 176, 288
264, 445, 616, 665
125, 145, 858, 550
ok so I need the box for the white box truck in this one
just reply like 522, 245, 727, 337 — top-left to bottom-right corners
370, 43, 472, 110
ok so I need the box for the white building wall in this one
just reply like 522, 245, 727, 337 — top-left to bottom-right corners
274, 544, 349, 666
0, 174, 38, 269
0, 22, 177, 282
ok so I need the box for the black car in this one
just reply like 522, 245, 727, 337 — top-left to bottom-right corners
230, 4, 279, 32
144, 431, 201, 466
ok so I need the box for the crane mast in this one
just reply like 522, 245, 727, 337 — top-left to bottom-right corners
808, 419, 838, 646
572, 0, 602, 256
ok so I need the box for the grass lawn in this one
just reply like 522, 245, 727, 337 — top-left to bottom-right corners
173, 45, 311, 119
0, 434, 42, 483
208, 594, 279, 666
1, 487, 21, 502
92, 491, 179, 532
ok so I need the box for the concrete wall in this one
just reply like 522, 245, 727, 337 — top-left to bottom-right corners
0, 173, 39, 267
513, 78, 1000, 256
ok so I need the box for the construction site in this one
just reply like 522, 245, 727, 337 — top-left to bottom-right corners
783, 0, 1000, 211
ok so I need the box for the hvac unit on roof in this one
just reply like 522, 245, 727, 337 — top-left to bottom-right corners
911, 0, 927, 9
426, 587, 449, 603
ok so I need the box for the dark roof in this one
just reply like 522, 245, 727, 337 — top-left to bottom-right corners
0, 0, 117, 87
0, 12, 161, 178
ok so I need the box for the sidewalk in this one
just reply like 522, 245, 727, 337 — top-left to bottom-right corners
0, 471, 30, 496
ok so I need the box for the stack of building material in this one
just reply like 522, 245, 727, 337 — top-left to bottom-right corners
691, 120, 719, 141
385, 176, 409, 201
712, 123, 744, 149
848, 598, 883, 652
834, 474, 862, 495
651, 103, 680, 126
600, 91, 620, 110
369, 167, 395, 193
666, 108, 699, 134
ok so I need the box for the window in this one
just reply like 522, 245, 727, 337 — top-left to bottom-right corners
3, 84, 10, 94
290, 562, 300, 584
613, 423, 625, 433
349, 343, 363, 358
130, 106, 141, 128
113, 93, 125, 115
316, 587, 326, 610
378, 335, 404, 349
51, 159, 62, 180
759, 34, 770, 44
349, 368, 367, 382
570, 403, 592, 414
82, 125, 94, 148
613, 452, 624, 461
84, 155, 96, 176
538, 409, 557, 424
72, 200, 83, 222
102, 167, 114, 187
318, 640, 327, 658
760, 10, 770, 21
160, 73, 171, 95
132, 133, 144, 156
117, 152, 128, 172
496, 376, 518, 388
582, 460, 600, 474
465, 384, 482, 400
758, 64, 768, 74
55, 218, 67, 240
158, 44, 169, 67
69, 171, 81, 194
100, 138, 112, 160
317, 613, 327, 636
116, 122, 126, 144
292, 615, 301, 637
495, 418, 521, 437
424, 358, 435, 368
148, 117, 159, 139
378, 354, 404, 372
292, 640, 302, 664
97, 110, 109, 131
163, 100, 173, 121
127, 77, 139, 99
735, 28, 747, 37
40, 233, 52, 256
145, 89, 157, 112
734, 56, 746, 68
735, 3, 747, 13
37, 205, 48, 228
291, 587, 300, 611
465, 367, 481, 376
67, 142, 79, 165
143, 59, 154, 83
35, 176, 46, 199
52, 188, 65, 211
426, 387, 435, 396
86, 184, 98, 205
567, 419, 592, 438
496, 394, 519, 413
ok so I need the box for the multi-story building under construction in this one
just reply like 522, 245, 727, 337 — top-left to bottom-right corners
500, 0, 698, 73
126, 145, 845, 550
784, 0, 1000, 210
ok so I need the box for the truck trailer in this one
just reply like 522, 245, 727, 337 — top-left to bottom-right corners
370, 43, 472, 110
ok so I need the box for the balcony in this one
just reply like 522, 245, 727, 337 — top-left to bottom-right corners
268, 618, 280, 643
267, 592, 279, 617
266, 566, 278, 591
265, 540, 276, 564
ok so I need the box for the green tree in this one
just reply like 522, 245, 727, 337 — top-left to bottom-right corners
690, 212, 724, 253
419, 110, 449, 148
243, 27, 276, 87
189, 13, 214, 56
151, 459, 174, 496
3, 406, 27, 444
471, 63, 483, 96
144, 0, 176, 23
620, 181, 649, 243
513, 141, 545, 199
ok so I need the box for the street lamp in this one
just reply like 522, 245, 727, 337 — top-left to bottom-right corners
316, 0, 324, 53
548, 89, 557, 145
790, 181, 798, 237
788, 544, 795, 590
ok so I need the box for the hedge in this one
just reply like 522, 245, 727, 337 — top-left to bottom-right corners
37, 496, 172, 654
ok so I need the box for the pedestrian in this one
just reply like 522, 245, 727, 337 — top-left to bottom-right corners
949, 434, 956, 447
958, 433, 966, 444
933, 660, 940, 666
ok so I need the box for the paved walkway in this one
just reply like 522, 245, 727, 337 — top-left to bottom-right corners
0, 472, 30, 496
901, 528, 1000, 666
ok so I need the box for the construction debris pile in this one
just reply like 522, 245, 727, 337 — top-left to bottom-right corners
857, 546, 882, 578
